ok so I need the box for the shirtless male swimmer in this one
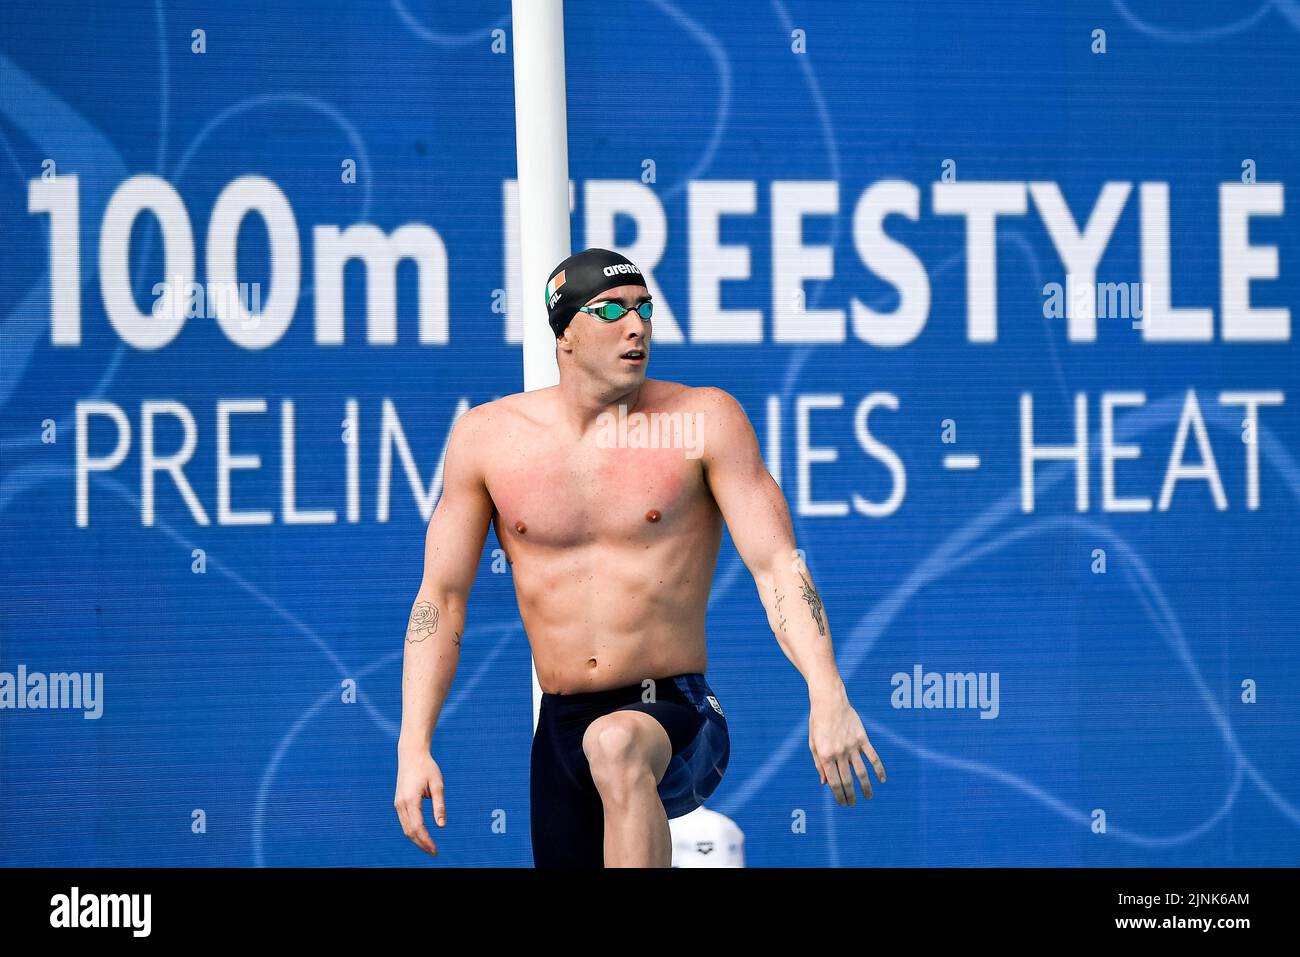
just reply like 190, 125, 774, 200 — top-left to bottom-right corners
395, 247, 886, 867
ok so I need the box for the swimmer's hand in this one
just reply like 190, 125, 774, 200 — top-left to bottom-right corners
809, 694, 886, 806
395, 750, 447, 856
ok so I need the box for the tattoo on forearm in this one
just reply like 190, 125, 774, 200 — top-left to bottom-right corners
774, 588, 788, 633
453, 631, 462, 649
798, 571, 826, 636
406, 602, 439, 643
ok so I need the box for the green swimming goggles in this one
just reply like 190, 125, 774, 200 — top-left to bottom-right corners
578, 300, 654, 322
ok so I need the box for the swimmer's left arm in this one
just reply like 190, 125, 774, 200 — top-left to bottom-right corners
698, 387, 886, 806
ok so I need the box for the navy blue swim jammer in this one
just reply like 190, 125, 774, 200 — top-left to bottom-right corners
529, 672, 730, 867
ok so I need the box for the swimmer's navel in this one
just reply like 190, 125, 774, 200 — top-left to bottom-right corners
586, 656, 598, 668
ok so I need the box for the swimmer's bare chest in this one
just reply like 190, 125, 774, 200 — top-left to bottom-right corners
481, 404, 722, 692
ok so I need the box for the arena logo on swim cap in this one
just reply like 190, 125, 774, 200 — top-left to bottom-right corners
602, 263, 641, 277
546, 270, 566, 308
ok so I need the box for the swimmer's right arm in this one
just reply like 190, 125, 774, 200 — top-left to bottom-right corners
395, 407, 495, 856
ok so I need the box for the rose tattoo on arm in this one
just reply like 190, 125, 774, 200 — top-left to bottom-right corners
406, 602, 439, 643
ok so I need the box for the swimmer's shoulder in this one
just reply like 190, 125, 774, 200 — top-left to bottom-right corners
464, 381, 747, 423
462, 387, 556, 433
445, 393, 549, 481
646, 379, 748, 421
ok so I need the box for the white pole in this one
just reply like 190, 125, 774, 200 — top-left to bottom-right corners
511, 0, 570, 729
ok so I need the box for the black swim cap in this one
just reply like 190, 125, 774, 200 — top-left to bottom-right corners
544, 248, 649, 338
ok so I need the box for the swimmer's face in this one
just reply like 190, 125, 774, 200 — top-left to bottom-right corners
562, 284, 652, 384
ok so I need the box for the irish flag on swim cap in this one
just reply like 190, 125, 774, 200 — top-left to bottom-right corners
544, 248, 648, 337
545, 270, 566, 309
